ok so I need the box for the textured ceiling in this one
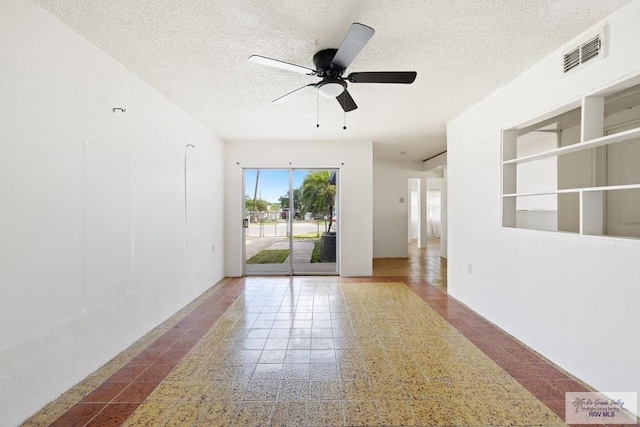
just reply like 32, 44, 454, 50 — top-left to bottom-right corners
34, 0, 630, 160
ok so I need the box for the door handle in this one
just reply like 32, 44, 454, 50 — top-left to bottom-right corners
243, 218, 249, 229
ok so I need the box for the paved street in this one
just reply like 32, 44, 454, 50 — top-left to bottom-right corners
245, 220, 332, 238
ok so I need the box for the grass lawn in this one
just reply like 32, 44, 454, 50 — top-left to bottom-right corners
246, 249, 289, 264
311, 241, 321, 263
293, 232, 321, 239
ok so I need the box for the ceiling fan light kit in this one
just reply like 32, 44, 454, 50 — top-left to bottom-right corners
249, 22, 417, 125
317, 80, 345, 98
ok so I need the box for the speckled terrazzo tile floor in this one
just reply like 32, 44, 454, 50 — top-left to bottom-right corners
24, 241, 632, 426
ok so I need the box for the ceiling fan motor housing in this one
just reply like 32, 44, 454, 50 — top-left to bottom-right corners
313, 49, 344, 78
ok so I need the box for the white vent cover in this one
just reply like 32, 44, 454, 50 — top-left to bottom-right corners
563, 32, 604, 74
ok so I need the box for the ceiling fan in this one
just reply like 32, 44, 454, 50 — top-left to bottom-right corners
249, 23, 417, 112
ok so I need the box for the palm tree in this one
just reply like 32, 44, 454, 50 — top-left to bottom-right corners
572, 397, 586, 413
299, 171, 335, 232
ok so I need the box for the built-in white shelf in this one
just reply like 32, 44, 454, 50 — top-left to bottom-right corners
501, 72, 640, 238
503, 127, 640, 165
503, 183, 640, 198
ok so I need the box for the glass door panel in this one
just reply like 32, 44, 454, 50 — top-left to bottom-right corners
244, 169, 291, 275
291, 169, 338, 275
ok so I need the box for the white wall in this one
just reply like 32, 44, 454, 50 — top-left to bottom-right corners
225, 140, 373, 277
372, 160, 424, 257
0, 1, 225, 424
448, 0, 640, 396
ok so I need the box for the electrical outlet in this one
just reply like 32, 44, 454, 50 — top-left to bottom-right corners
467, 264, 472, 274
212, 244, 215, 253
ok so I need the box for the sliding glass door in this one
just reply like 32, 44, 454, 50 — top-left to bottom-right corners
243, 168, 338, 276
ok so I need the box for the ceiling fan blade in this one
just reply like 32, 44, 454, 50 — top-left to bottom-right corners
249, 55, 316, 75
336, 89, 358, 112
331, 23, 375, 70
348, 71, 417, 84
272, 84, 316, 105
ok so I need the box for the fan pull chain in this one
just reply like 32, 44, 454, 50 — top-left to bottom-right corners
343, 91, 347, 130
316, 88, 320, 128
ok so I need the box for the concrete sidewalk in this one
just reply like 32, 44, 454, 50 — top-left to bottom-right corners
266, 240, 315, 264
245, 238, 337, 274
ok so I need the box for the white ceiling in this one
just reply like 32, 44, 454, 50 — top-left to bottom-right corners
34, 0, 630, 160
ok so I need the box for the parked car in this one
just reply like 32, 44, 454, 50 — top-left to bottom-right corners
280, 208, 299, 219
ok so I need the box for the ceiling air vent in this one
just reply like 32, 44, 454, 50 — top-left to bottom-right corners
562, 32, 604, 74
563, 48, 580, 73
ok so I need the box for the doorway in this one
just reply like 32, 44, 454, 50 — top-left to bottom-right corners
426, 186, 442, 240
243, 168, 338, 275
407, 178, 444, 246
403, 177, 447, 290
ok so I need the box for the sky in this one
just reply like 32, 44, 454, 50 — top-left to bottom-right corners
244, 169, 309, 203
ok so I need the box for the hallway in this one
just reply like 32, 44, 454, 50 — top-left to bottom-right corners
25, 246, 601, 426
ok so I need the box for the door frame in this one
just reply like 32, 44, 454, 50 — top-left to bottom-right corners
242, 167, 339, 276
